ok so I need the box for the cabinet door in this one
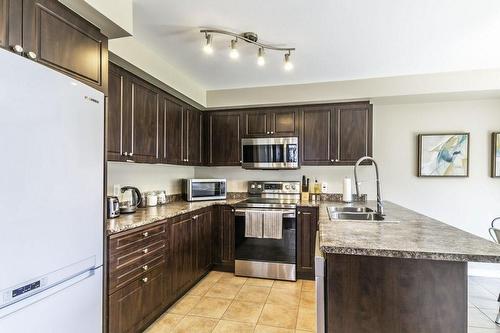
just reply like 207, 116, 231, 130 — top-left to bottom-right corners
170, 216, 193, 296
300, 105, 334, 165
0, 0, 22, 50
208, 112, 242, 166
332, 103, 372, 164
196, 209, 213, 275
141, 266, 166, 327
163, 95, 184, 164
297, 207, 318, 279
107, 63, 126, 162
22, 0, 108, 93
244, 110, 269, 137
220, 206, 235, 266
130, 78, 160, 163
108, 279, 145, 333
185, 107, 202, 165
271, 108, 298, 136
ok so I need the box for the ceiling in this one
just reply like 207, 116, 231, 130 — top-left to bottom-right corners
132, 0, 500, 90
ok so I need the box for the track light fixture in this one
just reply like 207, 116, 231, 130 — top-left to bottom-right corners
200, 29, 295, 69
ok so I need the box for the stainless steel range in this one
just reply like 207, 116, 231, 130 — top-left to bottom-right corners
233, 181, 300, 281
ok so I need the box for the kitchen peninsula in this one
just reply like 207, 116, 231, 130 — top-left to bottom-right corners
316, 201, 500, 333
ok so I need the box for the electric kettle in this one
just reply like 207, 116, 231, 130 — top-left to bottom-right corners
489, 217, 500, 243
119, 186, 142, 214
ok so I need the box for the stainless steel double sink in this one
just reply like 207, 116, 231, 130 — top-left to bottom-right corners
327, 206, 395, 222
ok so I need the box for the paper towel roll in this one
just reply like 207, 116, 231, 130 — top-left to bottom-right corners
343, 178, 352, 202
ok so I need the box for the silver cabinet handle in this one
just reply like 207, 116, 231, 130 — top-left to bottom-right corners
297, 211, 301, 215
27, 51, 37, 59
142, 265, 148, 271
129, 152, 133, 157
142, 277, 148, 283
12, 45, 23, 53
266, 131, 270, 135
142, 232, 149, 237
335, 159, 339, 162
270, 131, 274, 134
192, 215, 198, 220
142, 248, 148, 254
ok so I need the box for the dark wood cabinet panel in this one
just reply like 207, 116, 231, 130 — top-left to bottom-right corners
271, 108, 298, 136
130, 78, 160, 163
107, 63, 125, 162
297, 207, 318, 280
207, 112, 242, 166
220, 206, 235, 267
0, 0, 22, 50
195, 209, 213, 275
244, 111, 269, 137
108, 265, 166, 333
170, 215, 194, 296
163, 95, 184, 164
22, 0, 108, 93
185, 107, 202, 165
332, 103, 373, 164
300, 105, 334, 165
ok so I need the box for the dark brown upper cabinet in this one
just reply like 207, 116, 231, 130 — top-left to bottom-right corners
0, 0, 22, 50
206, 111, 243, 166
128, 77, 161, 163
243, 108, 298, 137
162, 95, 184, 164
184, 107, 202, 165
300, 104, 335, 165
301, 102, 372, 166
17, 0, 108, 93
332, 103, 373, 165
107, 63, 126, 162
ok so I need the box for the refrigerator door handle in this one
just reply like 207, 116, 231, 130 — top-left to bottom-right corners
0, 268, 96, 320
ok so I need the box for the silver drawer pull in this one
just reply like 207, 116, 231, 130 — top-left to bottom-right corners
142, 265, 148, 271
142, 232, 149, 237
27, 51, 37, 59
142, 248, 148, 254
12, 45, 24, 53
142, 277, 148, 283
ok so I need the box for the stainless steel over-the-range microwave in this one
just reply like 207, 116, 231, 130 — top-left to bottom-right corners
241, 137, 299, 170
182, 179, 227, 202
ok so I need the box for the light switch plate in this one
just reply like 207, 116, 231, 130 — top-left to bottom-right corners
321, 182, 328, 193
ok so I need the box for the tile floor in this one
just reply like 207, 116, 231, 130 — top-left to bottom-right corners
146, 272, 500, 333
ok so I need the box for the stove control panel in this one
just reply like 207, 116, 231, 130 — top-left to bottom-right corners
248, 181, 301, 194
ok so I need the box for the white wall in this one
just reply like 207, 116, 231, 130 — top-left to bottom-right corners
107, 162, 194, 195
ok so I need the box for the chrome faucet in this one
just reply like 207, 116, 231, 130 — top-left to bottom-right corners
354, 156, 384, 216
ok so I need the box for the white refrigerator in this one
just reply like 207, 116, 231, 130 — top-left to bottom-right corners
0, 48, 104, 332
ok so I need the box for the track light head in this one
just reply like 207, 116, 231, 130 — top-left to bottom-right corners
284, 52, 294, 71
257, 48, 265, 66
203, 33, 213, 54
229, 39, 239, 59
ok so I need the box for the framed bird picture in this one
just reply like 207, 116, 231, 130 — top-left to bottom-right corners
492, 132, 500, 178
418, 133, 470, 177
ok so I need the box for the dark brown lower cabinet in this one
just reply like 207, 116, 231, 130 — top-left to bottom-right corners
296, 207, 318, 280
108, 265, 166, 333
169, 214, 194, 298
212, 205, 235, 272
325, 254, 467, 333
196, 209, 213, 275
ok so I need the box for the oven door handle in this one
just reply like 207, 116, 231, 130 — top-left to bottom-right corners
234, 209, 296, 218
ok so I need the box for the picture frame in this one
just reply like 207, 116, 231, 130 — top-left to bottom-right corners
417, 133, 470, 177
492, 132, 500, 178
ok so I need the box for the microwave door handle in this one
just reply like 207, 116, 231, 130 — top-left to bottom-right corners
284, 143, 288, 163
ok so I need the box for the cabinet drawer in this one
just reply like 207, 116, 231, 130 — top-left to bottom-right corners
109, 223, 167, 254
109, 254, 165, 294
109, 238, 166, 273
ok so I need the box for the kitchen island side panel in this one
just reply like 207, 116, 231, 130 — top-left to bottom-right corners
325, 254, 467, 333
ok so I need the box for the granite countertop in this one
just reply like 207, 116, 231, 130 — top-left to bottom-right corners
318, 200, 500, 263
107, 199, 244, 235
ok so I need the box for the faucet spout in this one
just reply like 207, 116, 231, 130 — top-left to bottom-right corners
354, 156, 384, 216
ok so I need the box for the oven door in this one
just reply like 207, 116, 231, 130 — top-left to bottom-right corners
185, 179, 226, 201
234, 208, 296, 280
241, 137, 299, 169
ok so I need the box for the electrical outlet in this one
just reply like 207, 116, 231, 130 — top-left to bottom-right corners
113, 184, 121, 196
321, 182, 328, 193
